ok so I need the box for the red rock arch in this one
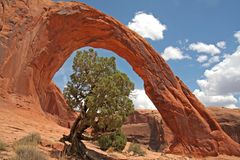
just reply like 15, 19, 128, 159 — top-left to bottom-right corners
0, 0, 239, 157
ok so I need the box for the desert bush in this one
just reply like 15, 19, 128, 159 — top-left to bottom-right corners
0, 139, 7, 151
98, 135, 112, 151
98, 130, 127, 151
12, 145, 47, 160
128, 143, 145, 156
111, 131, 127, 151
13, 133, 41, 148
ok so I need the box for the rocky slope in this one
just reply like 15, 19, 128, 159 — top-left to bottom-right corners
0, 0, 240, 156
122, 108, 240, 151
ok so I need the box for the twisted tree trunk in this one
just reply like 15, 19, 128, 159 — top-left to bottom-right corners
61, 111, 91, 159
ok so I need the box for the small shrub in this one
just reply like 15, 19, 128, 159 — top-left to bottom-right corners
12, 145, 47, 160
111, 131, 127, 151
128, 143, 145, 156
12, 133, 46, 160
13, 133, 41, 148
98, 135, 112, 151
0, 139, 7, 151
98, 130, 127, 151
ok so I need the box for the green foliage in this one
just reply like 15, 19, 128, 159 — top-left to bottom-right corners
12, 145, 47, 160
128, 143, 146, 156
64, 49, 134, 132
98, 130, 127, 151
0, 139, 7, 151
97, 135, 112, 151
111, 131, 127, 151
64, 49, 117, 110
13, 133, 41, 148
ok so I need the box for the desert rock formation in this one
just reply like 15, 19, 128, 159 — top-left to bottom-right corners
0, 0, 240, 157
122, 110, 172, 151
208, 107, 240, 144
122, 108, 240, 151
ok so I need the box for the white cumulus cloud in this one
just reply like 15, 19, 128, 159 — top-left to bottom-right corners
129, 89, 156, 109
216, 41, 226, 49
193, 35, 240, 108
193, 89, 238, 108
202, 56, 220, 67
128, 12, 167, 40
162, 46, 191, 61
198, 50, 240, 95
189, 42, 220, 56
197, 55, 208, 63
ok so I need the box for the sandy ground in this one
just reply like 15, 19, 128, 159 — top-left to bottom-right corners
0, 98, 69, 145
0, 97, 239, 160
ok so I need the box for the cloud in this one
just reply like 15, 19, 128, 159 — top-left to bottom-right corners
128, 12, 167, 40
189, 42, 220, 56
197, 55, 208, 63
198, 50, 240, 95
193, 89, 238, 108
216, 41, 226, 49
161, 46, 191, 61
202, 55, 220, 67
234, 31, 240, 44
193, 40, 240, 108
129, 89, 156, 109
190, 42, 223, 67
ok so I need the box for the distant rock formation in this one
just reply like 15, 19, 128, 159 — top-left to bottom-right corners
0, 0, 239, 157
208, 107, 240, 144
122, 108, 240, 151
122, 110, 173, 151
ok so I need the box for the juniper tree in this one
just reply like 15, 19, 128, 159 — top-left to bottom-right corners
62, 49, 134, 157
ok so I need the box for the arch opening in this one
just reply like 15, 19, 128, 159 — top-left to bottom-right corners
52, 47, 157, 111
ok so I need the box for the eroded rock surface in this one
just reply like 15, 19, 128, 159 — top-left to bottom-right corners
0, 0, 240, 157
122, 110, 173, 151
208, 107, 240, 144
122, 108, 240, 152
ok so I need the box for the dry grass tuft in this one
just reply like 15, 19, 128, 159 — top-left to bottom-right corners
128, 143, 146, 156
12, 145, 47, 160
0, 139, 7, 151
13, 133, 41, 148
12, 133, 47, 160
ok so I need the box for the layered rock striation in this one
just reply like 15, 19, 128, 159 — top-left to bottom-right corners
122, 108, 240, 152
0, 0, 240, 156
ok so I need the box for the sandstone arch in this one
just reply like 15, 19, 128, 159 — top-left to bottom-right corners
0, 0, 239, 157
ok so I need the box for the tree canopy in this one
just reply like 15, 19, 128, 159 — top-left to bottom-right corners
63, 49, 134, 143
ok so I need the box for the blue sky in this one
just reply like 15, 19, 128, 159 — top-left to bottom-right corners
53, 0, 240, 109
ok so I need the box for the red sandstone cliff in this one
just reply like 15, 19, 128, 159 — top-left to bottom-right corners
0, 0, 240, 156
122, 110, 173, 151
122, 108, 240, 151
208, 107, 240, 144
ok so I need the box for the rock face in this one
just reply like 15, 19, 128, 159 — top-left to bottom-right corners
122, 110, 173, 151
0, 0, 240, 157
208, 107, 240, 144
122, 108, 240, 152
